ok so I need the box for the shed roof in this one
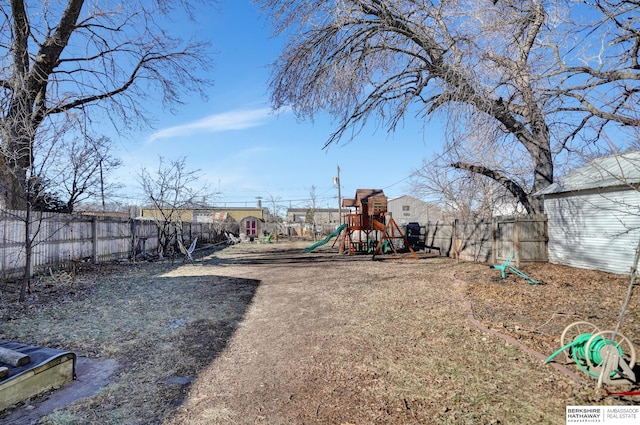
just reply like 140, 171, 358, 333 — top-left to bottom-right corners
536, 151, 640, 196
342, 198, 357, 208
389, 194, 426, 203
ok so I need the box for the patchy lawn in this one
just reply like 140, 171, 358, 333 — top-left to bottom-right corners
1, 241, 639, 424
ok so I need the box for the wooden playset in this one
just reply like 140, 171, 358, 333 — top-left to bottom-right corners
337, 189, 417, 259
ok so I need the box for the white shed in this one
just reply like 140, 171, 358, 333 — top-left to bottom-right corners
536, 151, 640, 274
387, 195, 442, 226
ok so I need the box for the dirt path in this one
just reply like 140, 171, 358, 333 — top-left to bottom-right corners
163, 242, 581, 424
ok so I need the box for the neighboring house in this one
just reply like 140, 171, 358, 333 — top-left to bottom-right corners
491, 194, 528, 216
141, 207, 265, 240
80, 210, 135, 219
387, 195, 443, 226
536, 151, 640, 274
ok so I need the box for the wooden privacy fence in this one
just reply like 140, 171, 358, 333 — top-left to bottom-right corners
0, 210, 217, 280
423, 214, 548, 266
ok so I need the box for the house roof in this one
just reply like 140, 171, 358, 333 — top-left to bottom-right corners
140, 207, 264, 223
536, 151, 640, 196
286, 208, 340, 213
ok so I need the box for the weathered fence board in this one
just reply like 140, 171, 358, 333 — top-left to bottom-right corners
1, 210, 547, 279
423, 214, 547, 265
491, 214, 548, 266
0, 211, 218, 280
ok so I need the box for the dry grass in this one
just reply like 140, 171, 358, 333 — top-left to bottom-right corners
1, 252, 258, 424
1, 241, 639, 424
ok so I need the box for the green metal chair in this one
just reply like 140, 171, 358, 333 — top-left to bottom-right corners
490, 251, 540, 284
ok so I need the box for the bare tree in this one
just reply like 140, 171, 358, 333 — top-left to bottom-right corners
44, 135, 122, 213
265, 193, 284, 236
413, 160, 507, 220
413, 127, 530, 217
2, 102, 64, 301
137, 156, 211, 258
306, 185, 318, 240
2, 83, 120, 301
257, 0, 640, 214
551, 0, 640, 134
0, 1, 213, 210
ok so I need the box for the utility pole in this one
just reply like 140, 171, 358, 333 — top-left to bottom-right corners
334, 165, 342, 225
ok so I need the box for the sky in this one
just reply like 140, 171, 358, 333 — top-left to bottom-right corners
110, 0, 443, 210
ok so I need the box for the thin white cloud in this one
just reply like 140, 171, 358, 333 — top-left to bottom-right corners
147, 107, 273, 142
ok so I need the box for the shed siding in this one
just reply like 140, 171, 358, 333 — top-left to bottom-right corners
387, 196, 431, 226
545, 188, 640, 274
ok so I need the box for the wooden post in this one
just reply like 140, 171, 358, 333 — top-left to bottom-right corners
0, 366, 8, 379
490, 217, 497, 265
451, 219, 457, 259
0, 346, 31, 367
92, 216, 99, 263
130, 218, 136, 262
514, 216, 521, 268
543, 215, 549, 262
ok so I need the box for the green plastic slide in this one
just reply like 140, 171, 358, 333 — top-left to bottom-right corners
305, 224, 347, 253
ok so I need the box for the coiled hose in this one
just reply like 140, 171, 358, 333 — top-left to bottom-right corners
545, 333, 623, 378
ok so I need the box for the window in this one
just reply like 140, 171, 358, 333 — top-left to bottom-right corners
402, 205, 410, 211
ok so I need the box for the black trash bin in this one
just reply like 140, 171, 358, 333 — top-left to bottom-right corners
405, 222, 421, 247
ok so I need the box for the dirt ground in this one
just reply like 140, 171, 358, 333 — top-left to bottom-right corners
1, 240, 639, 424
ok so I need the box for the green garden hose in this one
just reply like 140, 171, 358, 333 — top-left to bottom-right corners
545, 333, 624, 378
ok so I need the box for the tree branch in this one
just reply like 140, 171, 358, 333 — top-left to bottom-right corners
451, 161, 534, 214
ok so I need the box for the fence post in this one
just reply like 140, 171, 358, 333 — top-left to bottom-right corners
490, 217, 496, 264
92, 216, 98, 263
425, 221, 430, 250
543, 215, 549, 262
452, 219, 457, 259
131, 219, 137, 261
514, 216, 521, 268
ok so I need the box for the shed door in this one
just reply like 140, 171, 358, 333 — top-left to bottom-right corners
245, 219, 257, 236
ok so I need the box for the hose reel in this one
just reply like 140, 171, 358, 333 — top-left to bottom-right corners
545, 321, 637, 385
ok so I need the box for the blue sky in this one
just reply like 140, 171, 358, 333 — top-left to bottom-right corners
111, 0, 442, 210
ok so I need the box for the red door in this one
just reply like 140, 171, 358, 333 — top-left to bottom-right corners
245, 219, 257, 236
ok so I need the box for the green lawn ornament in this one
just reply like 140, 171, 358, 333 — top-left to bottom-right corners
490, 251, 540, 285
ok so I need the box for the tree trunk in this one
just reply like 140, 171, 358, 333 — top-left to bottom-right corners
0, 155, 27, 210
530, 145, 553, 213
